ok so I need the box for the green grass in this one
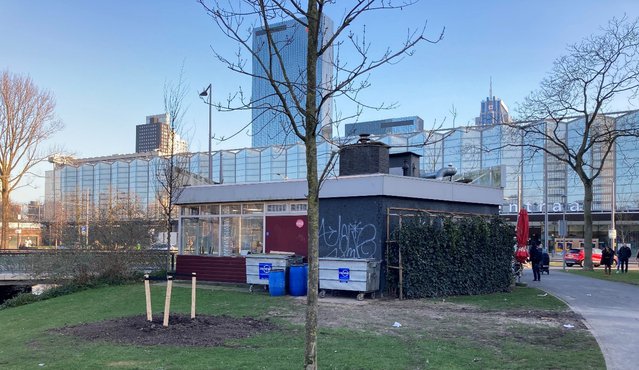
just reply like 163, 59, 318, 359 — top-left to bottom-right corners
0, 283, 604, 369
567, 268, 639, 285
443, 286, 567, 311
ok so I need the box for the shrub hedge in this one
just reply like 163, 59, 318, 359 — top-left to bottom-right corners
387, 214, 514, 298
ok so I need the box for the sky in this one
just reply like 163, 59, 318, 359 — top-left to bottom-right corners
2, 0, 639, 203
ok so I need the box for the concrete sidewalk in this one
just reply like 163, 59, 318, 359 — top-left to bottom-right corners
524, 268, 639, 370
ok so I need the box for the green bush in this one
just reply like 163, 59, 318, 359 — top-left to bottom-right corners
387, 214, 514, 298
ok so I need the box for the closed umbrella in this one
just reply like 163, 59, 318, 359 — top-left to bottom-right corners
516, 208, 529, 247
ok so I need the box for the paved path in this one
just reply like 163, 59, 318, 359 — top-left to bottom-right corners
524, 268, 639, 370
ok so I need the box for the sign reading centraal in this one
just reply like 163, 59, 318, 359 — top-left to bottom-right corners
501, 202, 583, 214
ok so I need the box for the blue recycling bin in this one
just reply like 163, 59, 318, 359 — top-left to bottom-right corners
288, 264, 308, 296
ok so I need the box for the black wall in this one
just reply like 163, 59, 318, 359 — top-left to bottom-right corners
318, 195, 499, 260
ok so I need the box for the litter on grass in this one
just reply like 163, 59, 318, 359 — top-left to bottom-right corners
392, 322, 402, 328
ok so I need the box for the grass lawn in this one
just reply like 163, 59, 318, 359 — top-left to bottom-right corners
0, 283, 604, 369
567, 268, 639, 285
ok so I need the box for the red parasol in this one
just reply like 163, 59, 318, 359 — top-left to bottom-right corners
516, 208, 529, 247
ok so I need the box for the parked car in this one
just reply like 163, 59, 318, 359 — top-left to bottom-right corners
564, 248, 616, 267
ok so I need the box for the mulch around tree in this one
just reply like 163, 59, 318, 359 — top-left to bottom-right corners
52, 314, 278, 347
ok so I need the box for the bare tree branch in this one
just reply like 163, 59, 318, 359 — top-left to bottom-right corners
511, 16, 639, 270
0, 70, 62, 249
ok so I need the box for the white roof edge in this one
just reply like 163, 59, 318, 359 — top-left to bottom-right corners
176, 174, 503, 206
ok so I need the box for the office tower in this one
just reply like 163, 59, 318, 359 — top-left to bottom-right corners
251, 17, 334, 147
136, 114, 188, 154
475, 80, 511, 125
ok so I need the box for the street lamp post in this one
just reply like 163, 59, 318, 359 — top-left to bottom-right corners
610, 180, 616, 253
17, 214, 22, 248
199, 84, 213, 183
561, 194, 567, 271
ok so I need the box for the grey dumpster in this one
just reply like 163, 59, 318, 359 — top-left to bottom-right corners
319, 258, 380, 300
245, 253, 293, 292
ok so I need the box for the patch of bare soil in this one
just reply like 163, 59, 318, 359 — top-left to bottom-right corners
52, 314, 277, 347
276, 295, 588, 348
50, 291, 588, 349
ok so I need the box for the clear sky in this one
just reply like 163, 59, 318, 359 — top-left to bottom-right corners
2, 0, 638, 203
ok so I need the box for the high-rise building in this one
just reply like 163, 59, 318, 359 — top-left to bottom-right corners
344, 116, 424, 137
475, 80, 511, 125
136, 114, 188, 154
251, 17, 334, 147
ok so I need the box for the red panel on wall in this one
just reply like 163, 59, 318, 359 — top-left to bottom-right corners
176, 255, 246, 283
265, 215, 308, 256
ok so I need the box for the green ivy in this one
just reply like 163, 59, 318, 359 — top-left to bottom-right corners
388, 214, 514, 298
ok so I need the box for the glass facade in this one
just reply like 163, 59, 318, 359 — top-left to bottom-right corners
179, 201, 306, 256
251, 17, 334, 148
46, 112, 639, 247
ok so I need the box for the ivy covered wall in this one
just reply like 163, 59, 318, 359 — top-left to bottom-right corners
387, 214, 514, 298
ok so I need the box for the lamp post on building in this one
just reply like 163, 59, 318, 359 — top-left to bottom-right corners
560, 194, 567, 271
16, 214, 22, 248
609, 180, 616, 253
199, 84, 213, 183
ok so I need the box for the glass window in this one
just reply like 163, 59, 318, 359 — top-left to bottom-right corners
220, 216, 240, 256
221, 204, 241, 215
199, 217, 219, 255
200, 205, 220, 215
181, 218, 199, 255
181, 206, 199, 216
241, 216, 264, 254
242, 203, 263, 214
290, 203, 307, 212
267, 204, 287, 213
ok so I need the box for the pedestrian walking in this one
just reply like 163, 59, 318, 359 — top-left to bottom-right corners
618, 244, 632, 273
529, 243, 542, 281
602, 244, 615, 275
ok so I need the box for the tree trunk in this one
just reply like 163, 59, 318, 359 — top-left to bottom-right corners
304, 3, 319, 368
582, 181, 594, 270
1, 185, 9, 249
304, 145, 319, 370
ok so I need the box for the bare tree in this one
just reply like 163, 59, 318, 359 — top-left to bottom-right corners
510, 17, 639, 270
198, 1, 443, 367
155, 72, 190, 248
0, 70, 62, 249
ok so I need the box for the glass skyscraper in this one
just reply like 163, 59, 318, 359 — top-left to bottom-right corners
251, 17, 334, 147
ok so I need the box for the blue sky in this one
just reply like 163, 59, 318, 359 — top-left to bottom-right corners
2, 0, 638, 202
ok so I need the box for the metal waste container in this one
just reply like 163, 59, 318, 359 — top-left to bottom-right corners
319, 258, 380, 300
245, 253, 293, 292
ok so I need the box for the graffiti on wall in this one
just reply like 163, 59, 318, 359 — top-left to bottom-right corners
319, 215, 377, 258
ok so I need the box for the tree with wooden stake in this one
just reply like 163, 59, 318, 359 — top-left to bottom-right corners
198, 1, 443, 368
144, 274, 153, 322
163, 275, 173, 327
191, 272, 197, 319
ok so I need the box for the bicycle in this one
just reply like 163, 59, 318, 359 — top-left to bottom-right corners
512, 259, 524, 283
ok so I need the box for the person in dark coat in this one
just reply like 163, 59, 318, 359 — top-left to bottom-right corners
618, 244, 632, 273
541, 251, 550, 274
601, 245, 615, 275
529, 244, 543, 281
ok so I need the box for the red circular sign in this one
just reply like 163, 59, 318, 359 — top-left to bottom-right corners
296, 219, 304, 228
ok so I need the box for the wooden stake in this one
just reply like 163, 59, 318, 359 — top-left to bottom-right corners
163, 275, 173, 327
191, 272, 197, 319
144, 274, 152, 322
